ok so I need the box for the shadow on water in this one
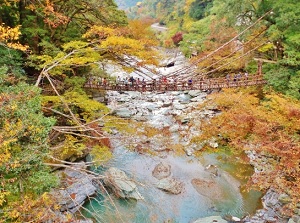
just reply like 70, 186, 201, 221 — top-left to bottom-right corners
82, 143, 262, 223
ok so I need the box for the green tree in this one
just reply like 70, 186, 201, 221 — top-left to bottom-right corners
262, 0, 300, 99
189, 0, 213, 20
0, 46, 58, 221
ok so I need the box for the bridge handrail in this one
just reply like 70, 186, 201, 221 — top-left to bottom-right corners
84, 74, 266, 91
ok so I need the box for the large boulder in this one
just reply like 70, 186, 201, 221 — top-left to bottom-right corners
104, 167, 143, 200
191, 179, 225, 201
152, 162, 171, 180
156, 177, 184, 194
193, 216, 227, 223
53, 165, 97, 213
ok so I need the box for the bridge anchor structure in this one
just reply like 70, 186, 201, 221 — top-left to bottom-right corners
84, 74, 266, 92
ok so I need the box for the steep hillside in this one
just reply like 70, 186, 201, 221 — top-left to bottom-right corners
129, 0, 300, 100
115, 0, 141, 9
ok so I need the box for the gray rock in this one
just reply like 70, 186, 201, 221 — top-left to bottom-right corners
185, 148, 194, 156
169, 109, 183, 116
156, 177, 184, 194
193, 142, 205, 151
114, 108, 134, 118
208, 138, 218, 148
104, 167, 143, 200
243, 188, 289, 223
169, 124, 180, 132
278, 193, 292, 204
94, 96, 105, 103
54, 169, 97, 213
125, 91, 141, 99
190, 96, 205, 103
292, 215, 300, 223
148, 114, 173, 128
223, 215, 241, 222
193, 216, 227, 223
152, 162, 171, 180
191, 178, 226, 201
294, 209, 300, 215
156, 107, 172, 116
201, 110, 215, 117
176, 94, 191, 104
162, 101, 173, 107
266, 216, 278, 222
140, 102, 159, 111
205, 164, 219, 177
188, 90, 202, 97
171, 91, 181, 96
133, 115, 147, 122
173, 103, 186, 110
181, 117, 190, 124
117, 97, 130, 102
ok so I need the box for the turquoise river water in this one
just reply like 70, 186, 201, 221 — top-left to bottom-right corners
82, 143, 262, 223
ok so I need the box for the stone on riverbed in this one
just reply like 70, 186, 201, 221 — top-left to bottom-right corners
104, 167, 144, 200
173, 103, 186, 110
125, 91, 141, 99
193, 216, 227, 223
205, 164, 219, 177
156, 177, 184, 194
188, 90, 202, 97
113, 107, 134, 118
53, 163, 97, 213
278, 193, 292, 204
152, 162, 171, 180
191, 178, 225, 201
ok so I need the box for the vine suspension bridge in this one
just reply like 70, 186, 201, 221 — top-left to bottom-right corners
84, 74, 266, 92
84, 10, 273, 92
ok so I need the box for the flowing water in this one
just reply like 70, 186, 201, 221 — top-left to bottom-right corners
82, 143, 262, 223
82, 88, 262, 223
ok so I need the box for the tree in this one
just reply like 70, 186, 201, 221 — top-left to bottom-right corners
171, 31, 183, 46
261, 0, 300, 99
0, 44, 58, 221
192, 88, 300, 212
189, 0, 213, 20
0, 0, 127, 55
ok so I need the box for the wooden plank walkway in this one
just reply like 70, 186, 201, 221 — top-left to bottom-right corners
84, 75, 266, 92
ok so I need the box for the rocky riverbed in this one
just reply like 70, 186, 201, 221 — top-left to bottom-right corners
80, 89, 255, 222
51, 88, 300, 223
52, 47, 299, 222
90, 89, 298, 223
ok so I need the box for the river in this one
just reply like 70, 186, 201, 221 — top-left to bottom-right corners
82, 90, 262, 223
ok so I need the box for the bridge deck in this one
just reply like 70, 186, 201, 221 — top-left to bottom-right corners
84, 75, 266, 92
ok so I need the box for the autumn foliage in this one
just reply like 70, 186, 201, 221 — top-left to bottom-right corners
193, 88, 300, 210
171, 31, 183, 46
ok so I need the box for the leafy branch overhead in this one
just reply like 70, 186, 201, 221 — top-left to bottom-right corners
32, 25, 159, 80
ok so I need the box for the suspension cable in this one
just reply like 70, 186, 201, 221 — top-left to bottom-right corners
165, 9, 273, 78
181, 27, 268, 80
